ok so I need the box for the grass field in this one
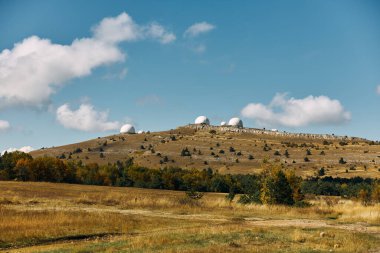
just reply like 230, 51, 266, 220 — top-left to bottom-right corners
0, 181, 379, 252
31, 126, 380, 178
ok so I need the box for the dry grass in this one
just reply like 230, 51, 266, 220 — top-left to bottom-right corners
0, 181, 379, 252
31, 126, 380, 178
12, 225, 379, 253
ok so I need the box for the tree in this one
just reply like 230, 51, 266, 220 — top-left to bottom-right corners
371, 183, 380, 203
260, 164, 294, 205
358, 189, 371, 206
317, 167, 325, 176
0, 151, 33, 180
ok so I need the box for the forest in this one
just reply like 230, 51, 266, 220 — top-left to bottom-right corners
1, 151, 379, 206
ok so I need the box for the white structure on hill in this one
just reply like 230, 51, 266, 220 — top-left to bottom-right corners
228, 117, 243, 128
220, 121, 226, 126
120, 124, 136, 134
194, 116, 210, 125
137, 130, 145, 134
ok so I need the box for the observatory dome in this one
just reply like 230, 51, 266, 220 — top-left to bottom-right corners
228, 117, 243, 128
137, 130, 145, 134
120, 124, 135, 134
194, 116, 210, 125
220, 121, 226, 126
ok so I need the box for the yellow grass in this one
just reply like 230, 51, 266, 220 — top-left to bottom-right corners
0, 181, 379, 252
31, 126, 380, 178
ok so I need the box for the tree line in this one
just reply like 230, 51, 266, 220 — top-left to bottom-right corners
0, 151, 379, 205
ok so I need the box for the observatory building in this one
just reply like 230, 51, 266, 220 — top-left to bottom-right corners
120, 124, 136, 134
228, 117, 243, 128
194, 116, 210, 125
220, 121, 226, 126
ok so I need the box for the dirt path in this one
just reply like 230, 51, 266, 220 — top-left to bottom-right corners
7, 204, 380, 235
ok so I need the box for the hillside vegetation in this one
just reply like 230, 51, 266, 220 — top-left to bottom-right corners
31, 125, 380, 178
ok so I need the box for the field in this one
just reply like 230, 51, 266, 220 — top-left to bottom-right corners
31, 126, 380, 178
0, 181, 379, 252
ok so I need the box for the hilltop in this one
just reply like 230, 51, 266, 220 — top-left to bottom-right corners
31, 125, 380, 178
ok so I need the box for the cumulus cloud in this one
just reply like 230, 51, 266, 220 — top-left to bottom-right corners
0, 120, 10, 131
0, 12, 175, 109
145, 23, 176, 44
1, 146, 34, 155
241, 93, 351, 128
184, 22, 215, 38
56, 103, 120, 132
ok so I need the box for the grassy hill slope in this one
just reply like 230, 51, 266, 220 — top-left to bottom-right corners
31, 125, 380, 178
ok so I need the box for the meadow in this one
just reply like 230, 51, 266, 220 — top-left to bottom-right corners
1, 181, 379, 252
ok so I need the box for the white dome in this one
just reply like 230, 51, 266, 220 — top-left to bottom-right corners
194, 116, 210, 125
120, 124, 135, 134
220, 121, 226, 126
137, 130, 144, 134
228, 117, 243, 128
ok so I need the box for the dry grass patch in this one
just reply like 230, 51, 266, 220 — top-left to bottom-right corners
0, 206, 189, 249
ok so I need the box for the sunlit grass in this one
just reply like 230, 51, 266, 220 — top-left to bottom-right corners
0, 181, 379, 252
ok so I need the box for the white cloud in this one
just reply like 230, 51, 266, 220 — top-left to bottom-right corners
241, 93, 351, 128
376, 85, 380, 95
92, 13, 175, 44
0, 120, 10, 131
184, 22, 215, 38
56, 103, 120, 132
1, 146, 34, 155
145, 23, 176, 44
0, 12, 175, 109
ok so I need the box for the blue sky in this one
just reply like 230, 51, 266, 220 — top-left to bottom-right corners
0, 0, 379, 152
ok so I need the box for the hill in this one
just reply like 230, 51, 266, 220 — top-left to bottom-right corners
31, 125, 380, 178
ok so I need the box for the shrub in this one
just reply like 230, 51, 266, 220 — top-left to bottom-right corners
181, 147, 191, 156
73, 148, 82, 154
186, 190, 204, 200
317, 167, 325, 176
323, 140, 331, 145
339, 157, 347, 164
294, 200, 312, 208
